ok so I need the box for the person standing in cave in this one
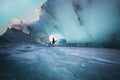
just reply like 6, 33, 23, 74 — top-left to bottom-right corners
51, 37, 56, 44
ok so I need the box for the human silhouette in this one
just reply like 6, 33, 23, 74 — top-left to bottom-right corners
51, 37, 56, 44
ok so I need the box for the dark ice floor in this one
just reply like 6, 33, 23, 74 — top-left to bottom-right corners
0, 44, 120, 80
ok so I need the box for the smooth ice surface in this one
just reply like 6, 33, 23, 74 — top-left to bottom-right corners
0, 44, 120, 80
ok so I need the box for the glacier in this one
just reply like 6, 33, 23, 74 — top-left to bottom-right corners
0, 1, 120, 79
25, 0, 120, 47
1, 0, 120, 48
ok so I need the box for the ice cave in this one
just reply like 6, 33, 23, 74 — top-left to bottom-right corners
0, 0, 120, 80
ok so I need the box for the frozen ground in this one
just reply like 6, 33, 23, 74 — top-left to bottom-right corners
0, 44, 120, 80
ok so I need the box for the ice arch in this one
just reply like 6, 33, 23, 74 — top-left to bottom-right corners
28, 0, 120, 46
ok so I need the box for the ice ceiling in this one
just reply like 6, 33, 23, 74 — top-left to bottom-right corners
1, 0, 120, 45
0, 0, 46, 35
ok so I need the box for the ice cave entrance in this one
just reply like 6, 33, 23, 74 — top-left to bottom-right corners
49, 34, 67, 45
49, 34, 57, 44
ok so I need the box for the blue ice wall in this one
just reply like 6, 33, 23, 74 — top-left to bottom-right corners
30, 0, 120, 47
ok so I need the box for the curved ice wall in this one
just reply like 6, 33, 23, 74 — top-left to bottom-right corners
30, 0, 120, 46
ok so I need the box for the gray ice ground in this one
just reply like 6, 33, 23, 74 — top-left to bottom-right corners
0, 44, 120, 80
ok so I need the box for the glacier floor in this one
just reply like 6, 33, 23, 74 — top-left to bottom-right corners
0, 44, 120, 80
